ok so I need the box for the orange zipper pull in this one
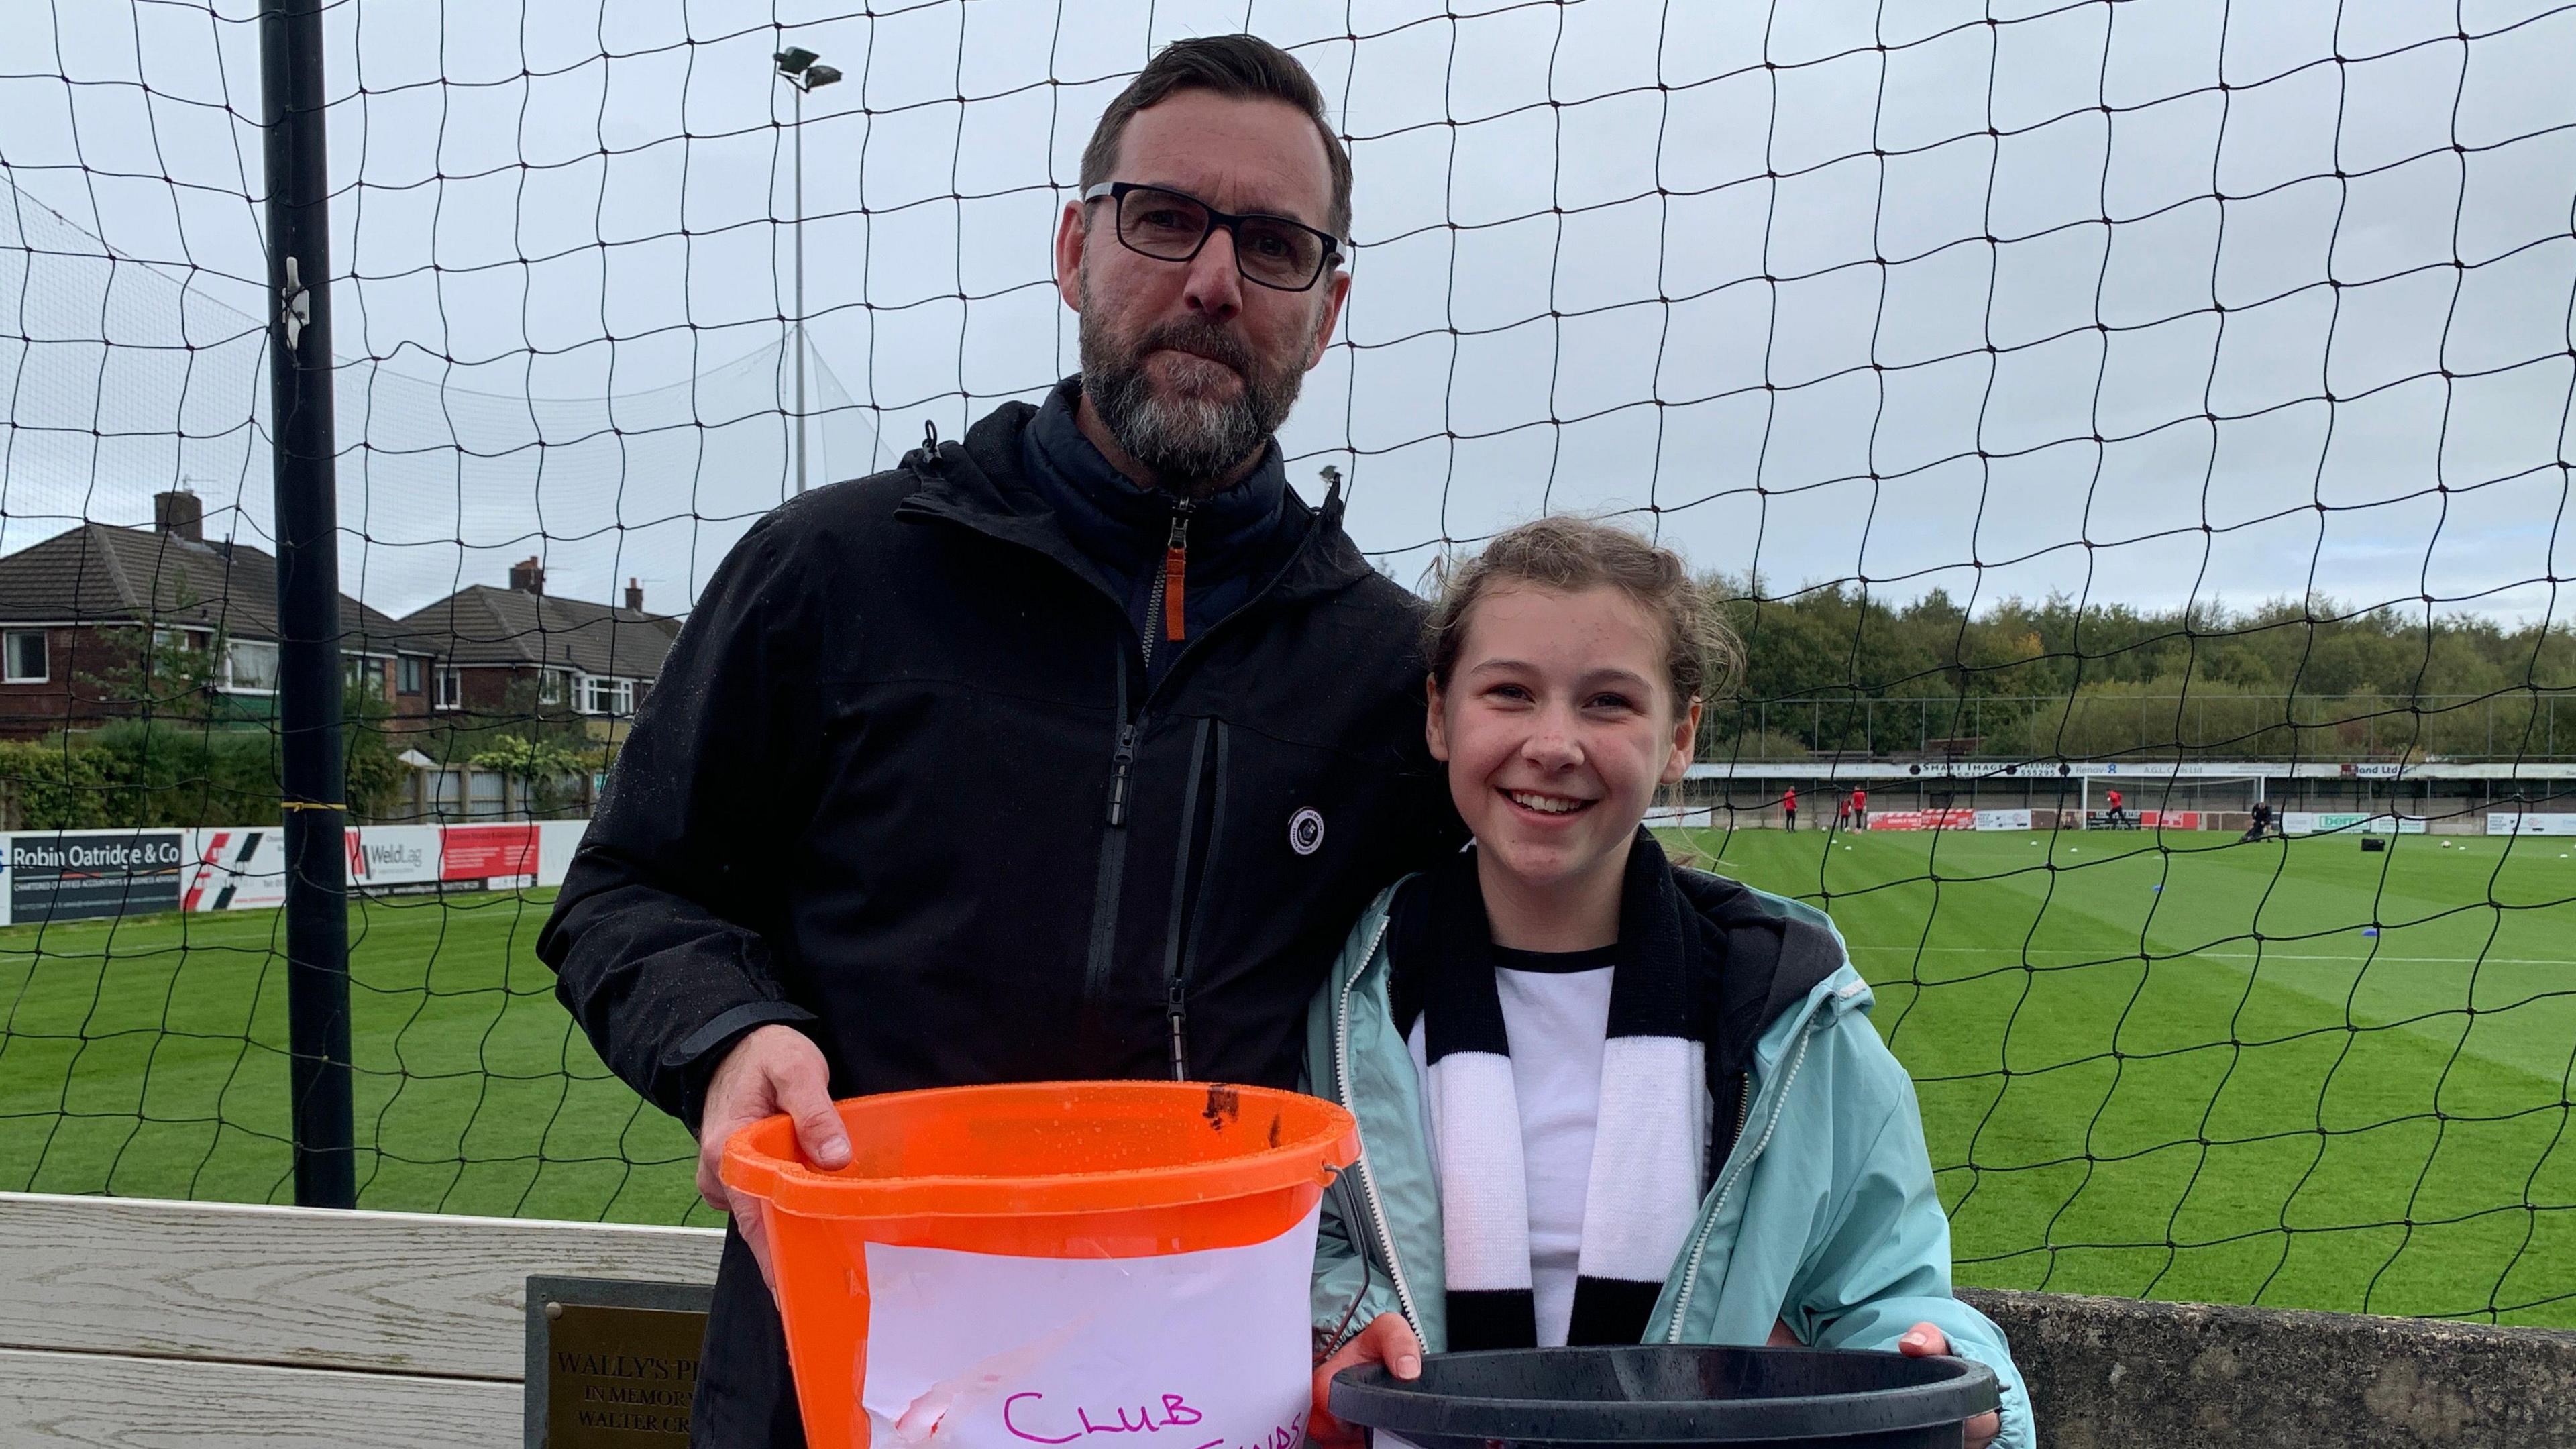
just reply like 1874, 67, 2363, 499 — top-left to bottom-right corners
1163, 505, 1191, 643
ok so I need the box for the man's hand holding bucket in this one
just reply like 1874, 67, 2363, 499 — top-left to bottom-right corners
698, 1025, 851, 1296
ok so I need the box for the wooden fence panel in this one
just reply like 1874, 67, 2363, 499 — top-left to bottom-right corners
0, 1192, 721, 1379
0, 1347, 518, 1448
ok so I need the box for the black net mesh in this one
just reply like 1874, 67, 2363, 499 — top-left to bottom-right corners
1, 1, 2571, 1324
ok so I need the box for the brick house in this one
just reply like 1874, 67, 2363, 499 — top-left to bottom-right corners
0, 491, 435, 739
395, 559, 680, 745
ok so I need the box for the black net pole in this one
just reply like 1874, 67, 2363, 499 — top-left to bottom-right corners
260, 0, 354, 1211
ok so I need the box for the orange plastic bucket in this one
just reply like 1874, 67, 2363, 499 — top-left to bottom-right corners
720, 1080, 1360, 1449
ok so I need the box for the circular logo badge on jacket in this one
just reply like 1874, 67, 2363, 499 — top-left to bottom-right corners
1288, 807, 1326, 856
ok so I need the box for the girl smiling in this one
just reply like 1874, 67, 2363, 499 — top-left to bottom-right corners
1304, 517, 2029, 1449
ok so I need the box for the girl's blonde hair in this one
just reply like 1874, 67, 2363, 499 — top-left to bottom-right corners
1424, 515, 1743, 711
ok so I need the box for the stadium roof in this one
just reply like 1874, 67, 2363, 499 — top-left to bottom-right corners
396, 584, 680, 681
0, 522, 409, 650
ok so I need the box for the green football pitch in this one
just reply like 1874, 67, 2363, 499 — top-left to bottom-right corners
0, 888, 716, 1229
1, 827, 2569, 1326
1669, 824, 2576, 1328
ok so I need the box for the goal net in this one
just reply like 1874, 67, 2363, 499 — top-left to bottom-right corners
3, 0, 2571, 1326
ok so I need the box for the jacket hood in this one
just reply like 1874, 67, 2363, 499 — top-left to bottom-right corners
892, 399, 1381, 614
1670, 863, 1851, 1083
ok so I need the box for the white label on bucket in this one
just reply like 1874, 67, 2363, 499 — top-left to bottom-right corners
859, 1204, 1319, 1449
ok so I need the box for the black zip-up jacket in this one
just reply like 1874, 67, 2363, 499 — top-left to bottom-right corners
537, 398, 1462, 1445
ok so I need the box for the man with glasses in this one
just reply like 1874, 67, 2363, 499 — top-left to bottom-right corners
541, 33, 1460, 1446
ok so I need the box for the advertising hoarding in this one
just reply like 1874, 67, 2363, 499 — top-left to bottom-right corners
1861, 809, 1975, 831
182, 828, 285, 912
10, 830, 186, 926
538, 820, 588, 885
2282, 812, 2424, 835
2487, 813, 2576, 837
9, 820, 586, 922
348, 826, 443, 892
441, 822, 540, 888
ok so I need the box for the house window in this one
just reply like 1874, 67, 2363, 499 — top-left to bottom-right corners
537, 668, 568, 705
582, 676, 633, 716
223, 639, 279, 693
436, 667, 461, 710
343, 656, 388, 698
3, 630, 47, 683
398, 655, 425, 695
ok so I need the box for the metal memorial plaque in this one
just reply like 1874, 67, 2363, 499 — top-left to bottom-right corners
526, 1275, 715, 1449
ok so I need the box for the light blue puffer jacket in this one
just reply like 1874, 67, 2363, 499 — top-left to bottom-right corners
1304, 873, 2035, 1449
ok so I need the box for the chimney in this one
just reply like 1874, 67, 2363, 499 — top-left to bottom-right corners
154, 490, 204, 542
625, 578, 644, 612
507, 557, 545, 595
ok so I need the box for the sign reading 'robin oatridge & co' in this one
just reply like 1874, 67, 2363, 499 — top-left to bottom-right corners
6, 828, 186, 925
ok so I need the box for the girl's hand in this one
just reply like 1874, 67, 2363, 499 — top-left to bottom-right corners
1309, 1313, 1421, 1448
1898, 1324, 2000, 1449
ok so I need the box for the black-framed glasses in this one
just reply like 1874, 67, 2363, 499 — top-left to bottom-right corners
1081, 181, 1346, 293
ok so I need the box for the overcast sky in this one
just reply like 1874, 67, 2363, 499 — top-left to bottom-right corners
3, 0, 2573, 635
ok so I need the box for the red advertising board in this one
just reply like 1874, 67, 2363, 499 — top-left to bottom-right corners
1861, 808, 1976, 831
441, 823, 539, 883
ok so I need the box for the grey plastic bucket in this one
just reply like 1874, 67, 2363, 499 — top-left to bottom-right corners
1329, 1344, 1999, 1449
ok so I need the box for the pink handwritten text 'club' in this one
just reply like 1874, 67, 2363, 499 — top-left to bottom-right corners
1002, 1393, 1306, 1449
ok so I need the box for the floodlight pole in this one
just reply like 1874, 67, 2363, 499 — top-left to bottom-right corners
776, 48, 839, 496
793, 80, 807, 496
260, 0, 356, 1210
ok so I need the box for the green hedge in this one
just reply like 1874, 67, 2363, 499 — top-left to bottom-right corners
0, 707, 407, 830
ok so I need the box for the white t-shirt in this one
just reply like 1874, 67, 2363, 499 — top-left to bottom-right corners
1409, 943, 1618, 1348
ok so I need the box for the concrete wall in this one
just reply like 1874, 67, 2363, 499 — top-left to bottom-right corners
1960, 1288, 2576, 1448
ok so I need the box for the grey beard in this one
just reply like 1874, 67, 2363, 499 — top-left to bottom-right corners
1079, 309, 1305, 497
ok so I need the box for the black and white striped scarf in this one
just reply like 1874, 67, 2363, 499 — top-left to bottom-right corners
1413, 831, 1711, 1350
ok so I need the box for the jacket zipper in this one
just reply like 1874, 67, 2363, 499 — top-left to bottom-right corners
1134, 496, 1331, 715
1160, 719, 1215, 1079
1335, 913, 1423, 1344
1140, 501, 1193, 675
1083, 651, 1137, 1008
1665, 1017, 1820, 1342
1106, 720, 1139, 826
896, 470, 1341, 716
1119, 500, 1334, 1067
908, 477, 1334, 1037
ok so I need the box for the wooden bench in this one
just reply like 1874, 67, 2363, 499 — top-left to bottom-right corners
0, 1191, 721, 1447
9, 1189, 2572, 1448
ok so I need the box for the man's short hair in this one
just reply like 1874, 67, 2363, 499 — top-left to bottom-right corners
1079, 34, 1354, 246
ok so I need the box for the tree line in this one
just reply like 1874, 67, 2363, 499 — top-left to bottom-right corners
1705, 581, 2576, 761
